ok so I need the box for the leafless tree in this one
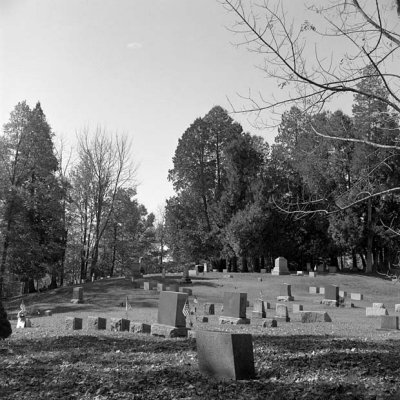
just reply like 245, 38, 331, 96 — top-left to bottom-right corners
71, 127, 136, 280
223, 0, 400, 120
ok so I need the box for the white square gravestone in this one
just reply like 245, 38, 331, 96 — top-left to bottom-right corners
275, 303, 290, 322
271, 257, 290, 275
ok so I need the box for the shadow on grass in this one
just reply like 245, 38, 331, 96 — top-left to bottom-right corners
2, 333, 400, 399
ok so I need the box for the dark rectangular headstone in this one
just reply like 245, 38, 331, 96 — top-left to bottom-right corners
223, 292, 247, 319
196, 331, 255, 380
157, 291, 188, 327
325, 285, 339, 301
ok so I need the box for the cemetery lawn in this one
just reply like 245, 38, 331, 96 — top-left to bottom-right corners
2, 273, 400, 400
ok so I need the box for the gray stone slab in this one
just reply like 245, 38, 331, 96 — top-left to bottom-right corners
325, 285, 339, 301
297, 311, 332, 323
157, 291, 188, 327
110, 318, 130, 332
66, 317, 82, 330
292, 304, 303, 313
196, 331, 255, 380
203, 303, 215, 315
88, 316, 107, 330
151, 323, 189, 338
379, 316, 399, 330
219, 316, 250, 325
222, 292, 247, 319
130, 322, 151, 334
366, 307, 388, 317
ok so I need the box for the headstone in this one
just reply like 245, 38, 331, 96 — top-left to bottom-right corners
219, 292, 250, 325
196, 316, 208, 323
143, 281, 156, 291
196, 331, 255, 380
71, 287, 84, 304
275, 303, 290, 322
319, 287, 325, 295
203, 303, 215, 315
110, 318, 130, 332
260, 269, 267, 274
179, 287, 193, 296
271, 257, 290, 276
296, 271, 304, 276
322, 285, 339, 306
66, 317, 82, 330
263, 319, 277, 328
223, 274, 233, 279
44, 310, 52, 317
257, 277, 263, 282
317, 264, 325, 273
251, 299, 266, 319
180, 265, 192, 284
395, 304, 400, 313
277, 283, 294, 301
130, 262, 143, 279
379, 316, 399, 330
309, 271, 317, 277
339, 290, 347, 298
151, 291, 189, 337
292, 304, 303, 313
309, 286, 319, 294
188, 270, 198, 277
373, 303, 385, 308
88, 316, 107, 330
350, 293, 363, 301
306, 263, 311, 272
16, 309, 31, 328
297, 311, 332, 323
222, 269, 228, 273
195, 264, 204, 274
130, 322, 151, 334
263, 301, 271, 310
328, 266, 337, 273
167, 284, 179, 292
157, 283, 166, 292
366, 307, 388, 317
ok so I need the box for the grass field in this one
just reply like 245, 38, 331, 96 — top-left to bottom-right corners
2, 272, 400, 399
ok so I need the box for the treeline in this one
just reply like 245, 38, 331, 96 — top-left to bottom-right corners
165, 68, 400, 273
0, 101, 156, 296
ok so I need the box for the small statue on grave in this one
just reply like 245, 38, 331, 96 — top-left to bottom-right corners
16, 301, 31, 329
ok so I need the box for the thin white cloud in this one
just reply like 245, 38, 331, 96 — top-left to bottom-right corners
127, 42, 143, 50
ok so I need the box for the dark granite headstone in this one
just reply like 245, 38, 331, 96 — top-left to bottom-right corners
196, 331, 255, 380
325, 285, 339, 301
66, 317, 82, 330
157, 291, 188, 327
88, 316, 107, 330
110, 318, 130, 332
223, 292, 247, 319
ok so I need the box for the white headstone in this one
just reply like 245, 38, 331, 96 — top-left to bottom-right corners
271, 257, 290, 275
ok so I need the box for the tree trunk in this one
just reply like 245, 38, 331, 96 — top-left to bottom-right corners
366, 198, 373, 273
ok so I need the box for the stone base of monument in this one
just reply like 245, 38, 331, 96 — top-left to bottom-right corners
321, 299, 339, 307
274, 316, 290, 322
151, 323, 189, 338
277, 296, 294, 302
271, 270, 290, 276
219, 316, 250, 325
251, 311, 266, 319
70, 299, 84, 304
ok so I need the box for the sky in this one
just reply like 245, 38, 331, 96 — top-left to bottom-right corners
0, 0, 353, 215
